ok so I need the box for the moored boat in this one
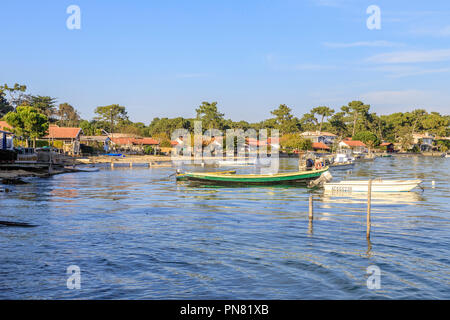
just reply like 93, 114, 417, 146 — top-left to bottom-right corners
329, 153, 355, 170
323, 179, 422, 192
176, 167, 329, 185
176, 170, 236, 181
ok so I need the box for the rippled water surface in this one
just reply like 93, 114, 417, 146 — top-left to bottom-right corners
0, 156, 449, 299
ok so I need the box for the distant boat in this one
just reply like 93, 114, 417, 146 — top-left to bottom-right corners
176, 167, 329, 185
323, 179, 422, 192
329, 153, 355, 170
329, 161, 355, 170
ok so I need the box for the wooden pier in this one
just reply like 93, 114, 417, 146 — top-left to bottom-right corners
76, 155, 174, 168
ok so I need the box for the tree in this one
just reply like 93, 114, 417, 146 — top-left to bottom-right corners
28, 95, 57, 120
94, 104, 128, 135
271, 104, 299, 134
353, 131, 380, 151
397, 127, 414, 151
0, 83, 27, 110
311, 106, 334, 133
4, 106, 49, 148
0, 90, 13, 117
195, 101, 224, 130
410, 109, 427, 134
342, 101, 370, 136
299, 112, 318, 131
329, 112, 347, 137
421, 112, 448, 136
281, 133, 312, 151
57, 103, 80, 127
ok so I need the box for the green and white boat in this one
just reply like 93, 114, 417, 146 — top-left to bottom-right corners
176, 167, 329, 185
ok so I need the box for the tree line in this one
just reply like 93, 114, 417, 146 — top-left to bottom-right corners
1, 83, 449, 151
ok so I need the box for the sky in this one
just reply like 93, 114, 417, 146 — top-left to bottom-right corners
1, 0, 450, 123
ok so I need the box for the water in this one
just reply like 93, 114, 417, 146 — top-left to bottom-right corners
0, 156, 449, 299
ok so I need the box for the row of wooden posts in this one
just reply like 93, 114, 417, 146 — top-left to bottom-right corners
109, 161, 172, 168
308, 179, 373, 239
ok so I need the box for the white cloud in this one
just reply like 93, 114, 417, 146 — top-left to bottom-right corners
323, 41, 403, 48
365, 65, 450, 78
358, 90, 450, 112
411, 25, 450, 37
366, 49, 450, 64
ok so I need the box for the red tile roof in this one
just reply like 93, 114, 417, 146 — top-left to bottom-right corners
312, 142, 330, 150
380, 142, 393, 146
0, 121, 12, 131
44, 126, 82, 139
341, 139, 366, 147
111, 137, 159, 145
136, 138, 159, 145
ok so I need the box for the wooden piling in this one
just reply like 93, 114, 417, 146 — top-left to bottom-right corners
309, 195, 313, 220
110, 161, 114, 169
367, 179, 372, 239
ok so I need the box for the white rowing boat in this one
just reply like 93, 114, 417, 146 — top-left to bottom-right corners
323, 179, 422, 192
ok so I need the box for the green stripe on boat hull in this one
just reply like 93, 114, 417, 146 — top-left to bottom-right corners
177, 167, 328, 185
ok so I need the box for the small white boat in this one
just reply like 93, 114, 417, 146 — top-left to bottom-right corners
330, 153, 355, 170
329, 161, 354, 170
323, 179, 422, 192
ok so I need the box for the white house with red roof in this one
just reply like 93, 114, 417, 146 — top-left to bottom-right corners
43, 125, 83, 155
300, 131, 337, 146
339, 138, 367, 154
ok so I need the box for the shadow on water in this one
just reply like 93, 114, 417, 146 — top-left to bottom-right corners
0, 221, 37, 228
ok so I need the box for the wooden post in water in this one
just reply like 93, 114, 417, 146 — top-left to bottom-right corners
110, 161, 114, 169
309, 195, 313, 220
366, 179, 372, 239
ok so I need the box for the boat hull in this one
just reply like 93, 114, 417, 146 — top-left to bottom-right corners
177, 167, 329, 185
329, 162, 354, 170
323, 179, 422, 192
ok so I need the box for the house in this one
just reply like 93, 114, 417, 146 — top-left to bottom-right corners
312, 142, 330, 151
0, 129, 14, 151
110, 137, 159, 154
339, 138, 367, 154
380, 142, 395, 153
80, 136, 111, 153
300, 131, 337, 145
412, 133, 434, 151
43, 125, 83, 155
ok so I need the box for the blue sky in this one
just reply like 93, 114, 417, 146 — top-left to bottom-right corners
1, 0, 449, 123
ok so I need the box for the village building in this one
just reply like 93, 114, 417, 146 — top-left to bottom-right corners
412, 133, 434, 151
339, 138, 367, 153
80, 136, 111, 153
43, 125, 83, 156
380, 142, 395, 153
110, 137, 159, 154
300, 131, 337, 145
311, 142, 330, 152
0, 129, 14, 151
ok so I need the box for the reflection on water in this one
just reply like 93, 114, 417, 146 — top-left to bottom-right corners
322, 190, 425, 205
0, 156, 449, 299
